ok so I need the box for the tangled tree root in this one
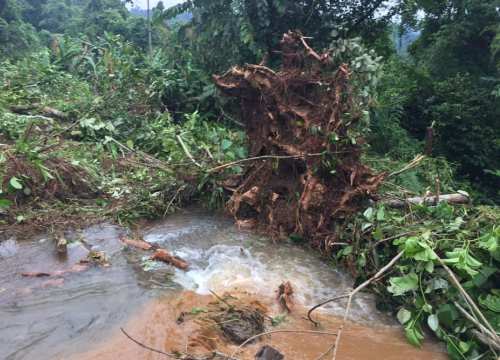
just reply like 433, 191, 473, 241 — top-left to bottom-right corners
214, 32, 385, 249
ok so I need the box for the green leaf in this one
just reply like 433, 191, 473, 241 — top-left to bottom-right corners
9, 177, 23, 190
443, 248, 482, 277
372, 227, 383, 241
388, 273, 419, 296
479, 294, 500, 313
0, 198, 13, 209
405, 325, 424, 347
422, 304, 433, 313
376, 206, 385, 221
478, 231, 500, 261
437, 304, 459, 328
363, 207, 374, 221
427, 314, 439, 331
424, 261, 434, 273
338, 245, 353, 257
458, 341, 471, 353
189, 307, 207, 315
426, 278, 449, 293
397, 308, 412, 324
221, 139, 233, 150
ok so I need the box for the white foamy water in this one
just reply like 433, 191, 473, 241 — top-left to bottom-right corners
144, 211, 394, 324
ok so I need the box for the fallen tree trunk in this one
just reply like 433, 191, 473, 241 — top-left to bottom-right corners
9, 104, 38, 114
383, 193, 470, 208
10, 104, 68, 120
41, 106, 68, 120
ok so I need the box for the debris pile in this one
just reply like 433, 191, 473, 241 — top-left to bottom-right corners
214, 31, 385, 249
2, 151, 96, 204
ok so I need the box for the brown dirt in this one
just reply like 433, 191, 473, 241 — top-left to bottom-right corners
71, 290, 447, 360
213, 32, 385, 251
2, 151, 96, 204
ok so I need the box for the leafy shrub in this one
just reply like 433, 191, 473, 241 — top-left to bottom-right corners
338, 203, 500, 360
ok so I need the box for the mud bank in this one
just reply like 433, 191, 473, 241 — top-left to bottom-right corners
72, 290, 446, 360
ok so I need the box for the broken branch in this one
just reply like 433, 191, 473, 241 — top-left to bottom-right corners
121, 327, 176, 358
151, 249, 189, 270
383, 193, 470, 208
207, 153, 323, 173
176, 135, 203, 169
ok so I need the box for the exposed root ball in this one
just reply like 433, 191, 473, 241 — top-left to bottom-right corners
214, 31, 385, 249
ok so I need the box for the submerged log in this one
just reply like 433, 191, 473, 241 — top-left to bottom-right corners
151, 249, 189, 270
120, 236, 153, 250
383, 193, 470, 208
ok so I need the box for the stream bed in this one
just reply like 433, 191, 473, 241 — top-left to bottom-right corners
0, 209, 446, 360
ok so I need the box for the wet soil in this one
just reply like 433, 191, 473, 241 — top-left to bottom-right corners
72, 290, 447, 360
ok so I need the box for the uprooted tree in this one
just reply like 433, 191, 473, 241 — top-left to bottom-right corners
214, 31, 385, 250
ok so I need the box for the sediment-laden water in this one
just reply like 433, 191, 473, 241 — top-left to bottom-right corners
0, 209, 445, 360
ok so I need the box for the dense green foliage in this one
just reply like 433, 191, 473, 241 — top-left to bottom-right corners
338, 203, 500, 359
0, 0, 499, 358
379, 0, 500, 201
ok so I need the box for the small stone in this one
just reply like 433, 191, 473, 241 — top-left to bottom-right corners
255, 345, 284, 360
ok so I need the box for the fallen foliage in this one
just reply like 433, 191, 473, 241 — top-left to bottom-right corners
2, 147, 96, 206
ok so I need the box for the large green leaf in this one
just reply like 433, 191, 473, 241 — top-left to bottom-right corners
9, 177, 23, 190
405, 325, 424, 347
388, 273, 419, 296
397, 308, 412, 324
427, 314, 439, 331
0, 198, 13, 209
479, 293, 500, 313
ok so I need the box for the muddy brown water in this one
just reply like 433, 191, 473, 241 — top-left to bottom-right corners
0, 209, 447, 360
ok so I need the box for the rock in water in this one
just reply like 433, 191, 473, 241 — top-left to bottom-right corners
255, 345, 284, 360
216, 307, 265, 344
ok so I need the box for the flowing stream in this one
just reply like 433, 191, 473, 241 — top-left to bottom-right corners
0, 209, 446, 360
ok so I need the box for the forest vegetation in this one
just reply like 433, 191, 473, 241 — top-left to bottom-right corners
0, 0, 499, 359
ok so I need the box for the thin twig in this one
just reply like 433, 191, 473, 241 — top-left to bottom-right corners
108, 137, 172, 171
307, 294, 350, 326
388, 154, 425, 178
331, 251, 405, 360
454, 301, 500, 349
176, 134, 203, 169
471, 330, 500, 352
315, 342, 335, 360
163, 185, 187, 216
436, 257, 500, 344
121, 327, 176, 358
230, 329, 337, 358
209, 289, 234, 310
372, 231, 415, 247
207, 153, 323, 173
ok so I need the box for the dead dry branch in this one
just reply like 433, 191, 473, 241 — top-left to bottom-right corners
307, 251, 404, 359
